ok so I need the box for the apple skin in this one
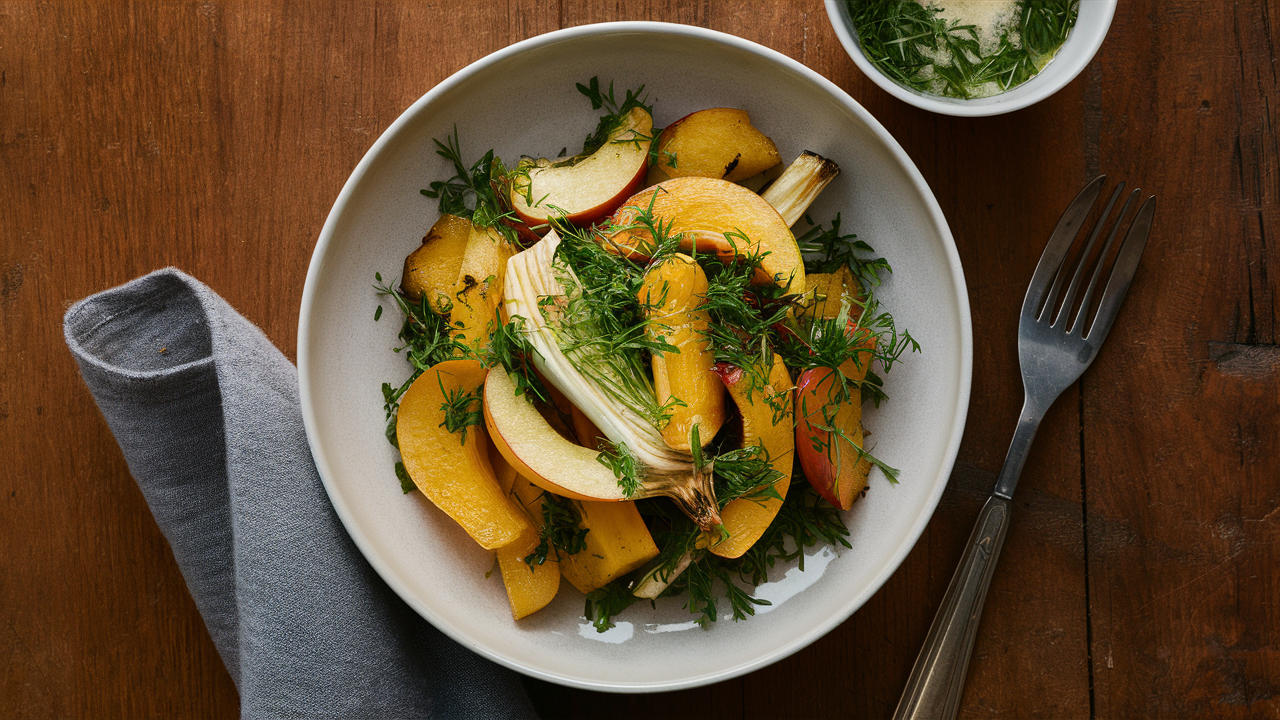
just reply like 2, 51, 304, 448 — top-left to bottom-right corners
793, 331, 877, 511
509, 106, 653, 230
793, 365, 868, 511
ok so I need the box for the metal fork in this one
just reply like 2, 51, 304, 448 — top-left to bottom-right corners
893, 176, 1157, 720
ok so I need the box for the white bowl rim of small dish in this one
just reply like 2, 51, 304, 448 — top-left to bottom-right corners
299, 20, 973, 692
824, 0, 1117, 117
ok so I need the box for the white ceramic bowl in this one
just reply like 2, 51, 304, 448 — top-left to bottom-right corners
825, 0, 1116, 117
299, 21, 971, 692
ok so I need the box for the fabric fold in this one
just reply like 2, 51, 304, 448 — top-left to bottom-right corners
65, 268, 535, 719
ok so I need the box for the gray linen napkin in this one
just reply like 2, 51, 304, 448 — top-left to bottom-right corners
64, 267, 537, 719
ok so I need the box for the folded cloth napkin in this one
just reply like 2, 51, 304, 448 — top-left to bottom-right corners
64, 268, 537, 719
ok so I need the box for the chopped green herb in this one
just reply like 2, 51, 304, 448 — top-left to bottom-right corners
525, 494, 590, 568
438, 381, 482, 445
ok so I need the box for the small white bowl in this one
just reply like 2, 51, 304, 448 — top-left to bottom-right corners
825, 0, 1116, 116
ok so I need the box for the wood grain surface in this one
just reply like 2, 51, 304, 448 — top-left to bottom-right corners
1, 1, 1275, 718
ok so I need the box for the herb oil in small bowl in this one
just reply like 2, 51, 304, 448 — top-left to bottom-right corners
825, 0, 1116, 116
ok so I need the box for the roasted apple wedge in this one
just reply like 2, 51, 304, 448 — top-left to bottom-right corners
401, 213, 471, 311
793, 266, 878, 510
646, 107, 781, 186
509, 106, 653, 229
448, 224, 516, 351
793, 354, 874, 511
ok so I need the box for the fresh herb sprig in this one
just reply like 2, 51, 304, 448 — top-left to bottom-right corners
525, 493, 590, 568
422, 128, 520, 243
374, 273, 471, 455
574, 77, 659, 158
483, 314, 550, 404
597, 438, 644, 499
549, 221, 682, 429
438, 381, 482, 445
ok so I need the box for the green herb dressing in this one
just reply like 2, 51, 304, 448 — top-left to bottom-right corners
848, 0, 1079, 100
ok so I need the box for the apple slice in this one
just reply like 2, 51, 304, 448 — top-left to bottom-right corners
484, 365, 633, 503
484, 366, 723, 531
605, 176, 805, 293
509, 106, 653, 229
646, 108, 782, 186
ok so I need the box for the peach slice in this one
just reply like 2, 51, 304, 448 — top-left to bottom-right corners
605, 176, 805, 292
509, 106, 653, 229
794, 340, 877, 511
638, 254, 725, 451
448, 224, 516, 351
647, 108, 781, 186
395, 359, 531, 549
711, 355, 795, 558
401, 213, 471, 311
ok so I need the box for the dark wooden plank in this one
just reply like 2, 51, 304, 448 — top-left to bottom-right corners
1085, 1, 1280, 718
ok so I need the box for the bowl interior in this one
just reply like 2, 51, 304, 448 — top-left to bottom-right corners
299, 22, 971, 691
824, 0, 1117, 116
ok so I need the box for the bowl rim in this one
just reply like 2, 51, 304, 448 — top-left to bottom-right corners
823, 0, 1118, 117
298, 19, 974, 691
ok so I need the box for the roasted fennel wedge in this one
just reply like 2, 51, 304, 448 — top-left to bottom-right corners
493, 228, 721, 531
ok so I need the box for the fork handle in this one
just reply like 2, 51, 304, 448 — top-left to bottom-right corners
892, 495, 1012, 720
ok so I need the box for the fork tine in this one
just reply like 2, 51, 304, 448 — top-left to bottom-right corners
1024, 175, 1106, 321
1050, 181, 1125, 328
1069, 188, 1140, 334
1084, 195, 1156, 342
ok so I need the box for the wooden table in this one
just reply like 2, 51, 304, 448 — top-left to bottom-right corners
3, 2, 1275, 718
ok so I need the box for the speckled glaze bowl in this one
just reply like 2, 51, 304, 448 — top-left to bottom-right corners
299, 21, 971, 691
825, 0, 1117, 117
